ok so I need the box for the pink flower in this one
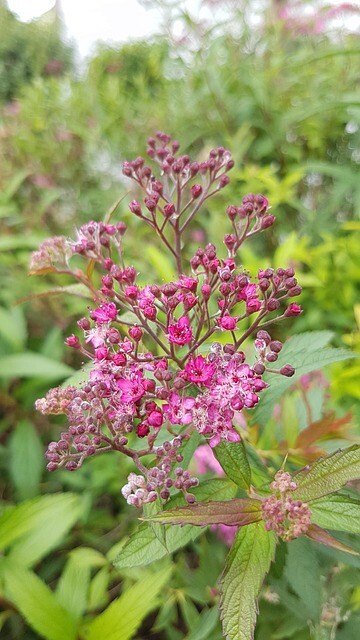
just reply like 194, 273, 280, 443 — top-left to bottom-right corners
167, 316, 193, 345
117, 378, 145, 403
185, 355, 215, 386
90, 303, 117, 323
177, 275, 198, 292
163, 392, 195, 424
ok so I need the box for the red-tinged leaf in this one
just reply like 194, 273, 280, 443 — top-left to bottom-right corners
306, 524, 359, 556
28, 266, 58, 276
295, 412, 353, 449
141, 498, 262, 527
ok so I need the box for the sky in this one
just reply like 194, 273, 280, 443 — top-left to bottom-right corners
6, 0, 163, 58
6, 0, 360, 59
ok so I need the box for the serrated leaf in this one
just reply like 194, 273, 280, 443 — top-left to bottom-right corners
252, 332, 357, 427
8, 420, 43, 500
2, 559, 78, 640
310, 494, 360, 534
306, 524, 359, 556
114, 479, 236, 569
0, 352, 74, 379
214, 440, 251, 489
293, 445, 360, 502
82, 566, 172, 640
143, 498, 261, 527
220, 522, 276, 640
284, 537, 321, 621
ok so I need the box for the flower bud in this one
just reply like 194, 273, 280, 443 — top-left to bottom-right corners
280, 364, 295, 377
65, 334, 80, 348
269, 340, 283, 353
284, 303, 302, 317
129, 200, 142, 216
219, 175, 230, 188
129, 326, 143, 341
288, 286, 302, 297
191, 184, 203, 198
253, 362, 265, 375
261, 215, 275, 229
267, 298, 280, 311
226, 205, 238, 221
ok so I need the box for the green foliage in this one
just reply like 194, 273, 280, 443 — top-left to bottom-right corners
114, 479, 236, 569
294, 445, 360, 502
82, 565, 172, 640
1, 2, 360, 638
0, 1, 73, 102
220, 523, 276, 640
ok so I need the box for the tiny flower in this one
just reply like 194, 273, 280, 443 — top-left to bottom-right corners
167, 316, 193, 345
163, 392, 195, 425
90, 303, 117, 323
117, 378, 145, 403
185, 355, 215, 386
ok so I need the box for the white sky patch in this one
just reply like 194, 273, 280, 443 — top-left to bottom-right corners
6, 0, 162, 57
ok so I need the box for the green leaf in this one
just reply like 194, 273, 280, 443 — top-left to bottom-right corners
0, 493, 80, 551
252, 332, 357, 427
293, 445, 360, 502
284, 537, 321, 621
0, 494, 83, 568
220, 522, 276, 640
0, 352, 74, 379
145, 245, 176, 281
8, 420, 43, 500
56, 548, 106, 619
214, 440, 251, 489
306, 524, 359, 556
2, 559, 78, 640
82, 566, 172, 640
143, 498, 261, 527
184, 607, 220, 640
8, 496, 84, 568
310, 494, 360, 534
0, 306, 27, 350
114, 479, 236, 569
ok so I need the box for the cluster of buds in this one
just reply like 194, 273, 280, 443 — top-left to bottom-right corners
261, 471, 312, 540
33, 132, 302, 507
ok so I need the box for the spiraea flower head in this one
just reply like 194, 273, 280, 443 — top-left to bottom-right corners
33, 131, 301, 507
261, 470, 311, 541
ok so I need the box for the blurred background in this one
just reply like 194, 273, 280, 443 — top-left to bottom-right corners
0, 1, 360, 638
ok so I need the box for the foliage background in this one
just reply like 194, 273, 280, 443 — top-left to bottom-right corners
0, 0, 359, 638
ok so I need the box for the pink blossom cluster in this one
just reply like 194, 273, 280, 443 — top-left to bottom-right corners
261, 471, 311, 540
33, 131, 302, 507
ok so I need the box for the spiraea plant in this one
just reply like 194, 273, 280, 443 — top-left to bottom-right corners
32, 132, 360, 640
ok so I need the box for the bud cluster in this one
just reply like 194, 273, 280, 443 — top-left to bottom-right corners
32, 132, 303, 508
261, 471, 311, 540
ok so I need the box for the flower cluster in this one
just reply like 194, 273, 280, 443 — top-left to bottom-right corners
261, 471, 311, 540
33, 132, 302, 507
